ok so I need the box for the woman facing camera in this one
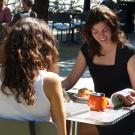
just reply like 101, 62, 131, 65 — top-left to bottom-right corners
0, 18, 66, 135
62, 5, 135, 135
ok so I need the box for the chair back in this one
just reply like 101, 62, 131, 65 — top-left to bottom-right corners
0, 119, 58, 135
0, 119, 30, 135
74, 13, 87, 24
48, 11, 54, 22
35, 121, 58, 135
53, 12, 71, 24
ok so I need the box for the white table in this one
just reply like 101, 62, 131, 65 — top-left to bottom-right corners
64, 78, 135, 134
65, 102, 135, 135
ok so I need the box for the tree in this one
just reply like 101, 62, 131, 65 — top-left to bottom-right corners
34, 0, 49, 22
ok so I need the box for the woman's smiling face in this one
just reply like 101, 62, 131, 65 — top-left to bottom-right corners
91, 21, 112, 46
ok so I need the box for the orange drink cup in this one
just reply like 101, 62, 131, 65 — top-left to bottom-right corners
88, 93, 108, 111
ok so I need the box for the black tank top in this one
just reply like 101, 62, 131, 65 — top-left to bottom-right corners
81, 44, 135, 97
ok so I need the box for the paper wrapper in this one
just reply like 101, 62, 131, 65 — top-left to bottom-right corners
111, 88, 134, 107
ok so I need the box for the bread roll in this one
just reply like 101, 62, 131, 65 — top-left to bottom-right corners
77, 88, 92, 98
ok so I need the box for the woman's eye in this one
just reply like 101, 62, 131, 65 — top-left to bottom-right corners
92, 31, 98, 35
103, 28, 109, 33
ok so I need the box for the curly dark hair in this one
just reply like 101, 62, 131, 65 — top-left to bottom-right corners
1, 17, 59, 105
81, 5, 127, 56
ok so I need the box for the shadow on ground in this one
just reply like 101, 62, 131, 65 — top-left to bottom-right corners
58, 41, 90, 77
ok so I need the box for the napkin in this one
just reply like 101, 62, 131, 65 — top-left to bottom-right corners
65, 103, 89, 117
111, 88, 134, 107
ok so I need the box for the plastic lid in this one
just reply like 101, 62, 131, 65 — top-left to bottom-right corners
91, 92, 105, 97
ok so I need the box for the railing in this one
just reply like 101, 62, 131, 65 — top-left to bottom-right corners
49, 0, 83, 13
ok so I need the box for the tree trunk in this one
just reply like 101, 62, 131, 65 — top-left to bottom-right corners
34, 0, 49, 22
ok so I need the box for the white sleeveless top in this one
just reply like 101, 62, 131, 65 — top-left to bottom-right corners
0, 70, 51, 122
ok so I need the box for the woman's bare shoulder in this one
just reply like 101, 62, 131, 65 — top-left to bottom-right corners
44, 72, 61, 84
43, 72, 62, 99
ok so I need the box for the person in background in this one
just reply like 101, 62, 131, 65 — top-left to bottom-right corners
0, 0, 12, 38
0, 17, 66, 135
62, 5, 135, 135
12, 0, 37, 24
4, 0, 37, 34
0, 0, 12, 24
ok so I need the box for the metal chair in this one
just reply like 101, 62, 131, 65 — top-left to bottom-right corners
0, 119, 58, 135
48, 11, 61, 30
52, 12, 75, 42
48, 11, 55, 29
72, 12, 87, 41
35, 121, 58, 135
73, 13, 87, 28
0, 119, 30, 135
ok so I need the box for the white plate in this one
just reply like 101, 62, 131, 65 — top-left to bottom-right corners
72, 93, 89, 103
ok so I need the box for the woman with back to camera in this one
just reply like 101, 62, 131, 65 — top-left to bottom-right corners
62, 5, 135, 135
0, 17, 67, 135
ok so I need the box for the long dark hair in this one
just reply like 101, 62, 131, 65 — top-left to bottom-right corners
81, 5, 127, 56
1, 18, 59, 105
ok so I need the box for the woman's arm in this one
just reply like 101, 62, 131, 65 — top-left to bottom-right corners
128, 54, 135, 90
44, 72, 67, 135
124, 54, 135, 105
62, 50, 87, 90
111, 54, 135, 106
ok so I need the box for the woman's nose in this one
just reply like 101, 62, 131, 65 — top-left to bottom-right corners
98, 32, 105, 39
